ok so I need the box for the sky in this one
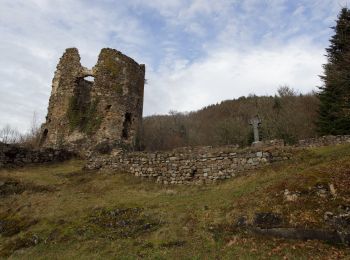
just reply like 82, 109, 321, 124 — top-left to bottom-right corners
0, 0, 348, 132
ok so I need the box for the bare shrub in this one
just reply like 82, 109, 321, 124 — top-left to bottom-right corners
0, 125, 22, 144
0, 113, 42, 148
22, 112, 41, 148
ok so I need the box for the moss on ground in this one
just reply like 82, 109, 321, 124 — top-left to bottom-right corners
1, 146, 350, 258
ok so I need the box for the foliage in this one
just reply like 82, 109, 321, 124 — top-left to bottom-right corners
67, 96, 80, 130
318, 8, 350, 135
67, 96, 102, 136
141, 88, 319, 151
277, 85, 297, 97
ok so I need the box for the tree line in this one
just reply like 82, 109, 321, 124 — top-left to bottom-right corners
139, 87, 319, 151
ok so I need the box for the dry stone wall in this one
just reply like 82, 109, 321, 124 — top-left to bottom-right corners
297, 135, 350, 147
86, 146, 292, 185
86, 135, 350, 185
0, 143, 73, 168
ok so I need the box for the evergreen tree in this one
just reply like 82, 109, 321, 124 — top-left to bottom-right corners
318, 8, 350, 135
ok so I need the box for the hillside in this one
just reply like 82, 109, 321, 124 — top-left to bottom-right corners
1, 144, 350, 259
141, 90, 319, 151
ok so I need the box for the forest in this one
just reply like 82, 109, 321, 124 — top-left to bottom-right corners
140, 86, 319, 151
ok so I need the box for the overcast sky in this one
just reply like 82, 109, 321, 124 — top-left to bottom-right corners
0, 0, 348, 132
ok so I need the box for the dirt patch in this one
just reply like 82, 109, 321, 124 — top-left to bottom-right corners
254, 212, 284, 228
86, 207, 162, 239
57, 170, 99, 185
252, 227, 343, 244
208, 223, 238, 242
160, 240, 187, 248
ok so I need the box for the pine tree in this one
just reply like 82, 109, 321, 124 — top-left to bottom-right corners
318, 8, 350, 135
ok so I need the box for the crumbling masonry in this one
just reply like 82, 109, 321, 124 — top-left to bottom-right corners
40, 48, 145, 153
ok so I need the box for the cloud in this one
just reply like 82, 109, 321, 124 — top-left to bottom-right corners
0, 0, 347, 133
144, 39, 325, 115
0, 0, 150, 132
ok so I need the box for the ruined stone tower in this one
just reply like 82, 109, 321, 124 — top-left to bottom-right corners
40, 48, 145, 153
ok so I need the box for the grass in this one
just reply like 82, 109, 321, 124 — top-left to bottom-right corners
1, 145, 350, 259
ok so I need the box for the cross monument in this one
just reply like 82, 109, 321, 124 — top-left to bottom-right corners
249, 115, 262, 146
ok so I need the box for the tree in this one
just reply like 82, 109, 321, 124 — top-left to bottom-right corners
318, 7, 350, 135
0, 125, 21, 144
277, 85, 297, 97
24, 111, 41, 148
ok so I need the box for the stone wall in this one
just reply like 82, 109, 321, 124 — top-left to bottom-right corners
297, 135, 350, 148
86, 135, 350, 185
86, 146, 292, 185
0, 143, 74, 168
40, 47, 145, 154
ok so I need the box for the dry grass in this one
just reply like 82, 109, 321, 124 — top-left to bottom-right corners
1, 145, 350, 259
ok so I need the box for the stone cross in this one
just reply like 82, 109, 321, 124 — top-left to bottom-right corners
249, 115, 261, 143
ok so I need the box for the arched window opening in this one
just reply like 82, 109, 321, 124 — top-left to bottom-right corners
84, 76, 95, 82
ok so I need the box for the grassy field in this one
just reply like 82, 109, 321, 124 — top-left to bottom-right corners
1, 145, 350, 259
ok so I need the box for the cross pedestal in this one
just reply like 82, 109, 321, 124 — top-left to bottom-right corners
249, 116, 262, 147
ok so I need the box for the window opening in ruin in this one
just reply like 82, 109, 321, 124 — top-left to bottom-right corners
191, 169, 197, 178
122, 113, 132, 139
39, 129, 48, 146
84, 76, 95, 82
105, 105, 112, 111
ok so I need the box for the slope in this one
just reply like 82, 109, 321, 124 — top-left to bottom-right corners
1, 144, 350, 259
